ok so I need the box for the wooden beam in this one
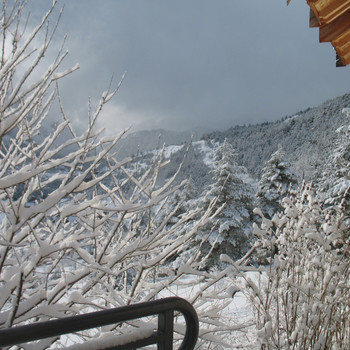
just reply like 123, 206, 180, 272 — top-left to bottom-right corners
333, 30, 350, 48
317, 0, 350, 24
337, 48, 350, 65
306, 1, 350, 66
309, 8, 320, 27
334, 36, 350, 61
343, 53, 350, 65
319, 10, 350, 42
308, 0, 350, 24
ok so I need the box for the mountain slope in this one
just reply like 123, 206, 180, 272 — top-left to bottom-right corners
205, 92, 350, 179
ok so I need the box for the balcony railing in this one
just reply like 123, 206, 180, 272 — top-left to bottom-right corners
0, 296, 199, 349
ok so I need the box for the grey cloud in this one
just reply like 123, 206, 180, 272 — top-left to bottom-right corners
28, 0, 350, 133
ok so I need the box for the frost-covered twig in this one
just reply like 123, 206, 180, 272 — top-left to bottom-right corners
0, 2, 247, 348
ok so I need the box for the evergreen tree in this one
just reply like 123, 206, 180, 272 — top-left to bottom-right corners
256, 145, 298, 218
199, 140, 256, 265
154, 176, 197, 228
318, 108, 350, 223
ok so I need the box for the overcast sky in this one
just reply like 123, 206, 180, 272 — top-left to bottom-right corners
29, 0, 350, 135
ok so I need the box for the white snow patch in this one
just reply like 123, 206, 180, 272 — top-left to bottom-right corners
342, 107, 350, 117
193, 140, 216, 168
284, 114, 299, 123
163, 144, 184, 158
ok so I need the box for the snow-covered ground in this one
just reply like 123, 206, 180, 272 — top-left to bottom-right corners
43, 273, 258, 349
156, 273, 258, 349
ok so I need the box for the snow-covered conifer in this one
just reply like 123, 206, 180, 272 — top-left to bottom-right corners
318, 108, 350, 225
256, 145, 298, 218
199, 139, 256, 265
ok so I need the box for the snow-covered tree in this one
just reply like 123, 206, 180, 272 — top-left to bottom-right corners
245, 184, 350, 349
256, 145, 298, 218
0, 2, 249, 348
317, 108, 350, 224
199, 140, 256, 265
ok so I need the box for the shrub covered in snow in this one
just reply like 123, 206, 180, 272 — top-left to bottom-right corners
247, 184, 349, 349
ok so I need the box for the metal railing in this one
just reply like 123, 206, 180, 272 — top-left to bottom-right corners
0, 297, 199, 349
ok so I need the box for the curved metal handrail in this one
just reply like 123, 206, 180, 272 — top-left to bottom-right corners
0, 296, 199, 349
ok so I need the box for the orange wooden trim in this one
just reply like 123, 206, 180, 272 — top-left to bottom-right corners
307, 0, 350, 24
338, 50, 350, 65
318, 0, 350, 24
333, 30, 350, 48
319, 10, 350, 42
310, 8, 320, 27
343, 55, 350, 65
335, 38, 350, 63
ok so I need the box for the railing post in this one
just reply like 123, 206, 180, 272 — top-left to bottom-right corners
0, 297, 198, 349
158, 309, 173, 350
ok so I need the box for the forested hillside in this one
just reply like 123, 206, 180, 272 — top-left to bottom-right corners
123, 92, 350, 187
119, 92, 350, 267
206, 92, 350, 179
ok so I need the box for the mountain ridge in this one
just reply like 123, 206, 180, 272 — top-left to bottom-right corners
121, 92, 350, 184
203, 92, 350, 179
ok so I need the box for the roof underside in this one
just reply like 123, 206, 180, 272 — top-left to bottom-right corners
307, 0, 350, 66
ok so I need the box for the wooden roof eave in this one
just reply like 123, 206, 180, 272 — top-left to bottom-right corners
307, 0, 350, 66
307, 0, 350, 25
